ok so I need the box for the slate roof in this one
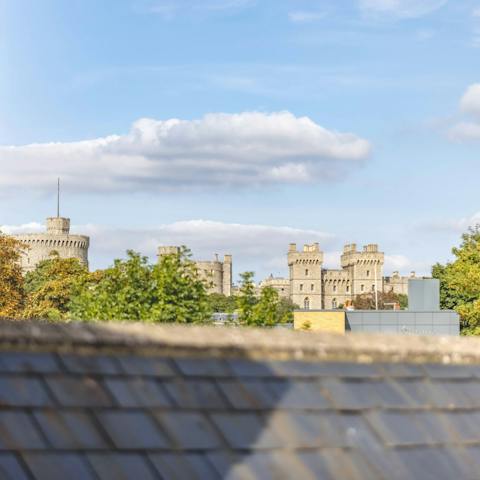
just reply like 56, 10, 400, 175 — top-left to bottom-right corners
1, 321, 480, 479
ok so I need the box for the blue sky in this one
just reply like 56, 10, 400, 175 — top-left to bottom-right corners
1, 0, 480, 281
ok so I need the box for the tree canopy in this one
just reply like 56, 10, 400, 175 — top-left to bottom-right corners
0, 233, 26, 317
432, 226, 480, 335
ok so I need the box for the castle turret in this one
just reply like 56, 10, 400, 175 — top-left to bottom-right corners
288, 243, 323, 310
341, 243, 384, 296
13, 216, 89, 273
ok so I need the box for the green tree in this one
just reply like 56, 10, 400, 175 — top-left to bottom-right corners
252, 286, 279, 326
237, 271, 257, 325
23, 255, 87, 320
0, 233, 26, 317
70, 250, 155, 321
275, 297, 297, 323
150, 246, 212, 323
432, 226, 480, 335
208, 293, 237, 313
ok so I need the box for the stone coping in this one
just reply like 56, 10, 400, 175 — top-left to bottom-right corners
0, 319, 478, 365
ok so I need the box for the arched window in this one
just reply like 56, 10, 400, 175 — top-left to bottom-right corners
299, 284, 304, 292
333, 285, 337, 293
366, 270, 370, 277
346, 285, 350, 293
305, 269, 309, 276
371, 284, 375, 292
310, 284, 314, 291
361, 284, 364, 292
332, 298, 337, 309
304, 297, 310, 310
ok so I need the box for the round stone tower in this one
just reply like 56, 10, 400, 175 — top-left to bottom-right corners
14, 216, 89, 273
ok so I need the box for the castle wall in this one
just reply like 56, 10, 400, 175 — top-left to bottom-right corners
13, 217, 89, 273
157, 247, 233, 296
322, 270, 351, 309
259, 276, 290, 299
288, 243, 323, 310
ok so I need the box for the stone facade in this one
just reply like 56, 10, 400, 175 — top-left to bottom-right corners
383, 271, 416, 295
13, 217, 89, 273
158, 246, 232, 296
288, 242, 414, 310
259, 275, 291, 298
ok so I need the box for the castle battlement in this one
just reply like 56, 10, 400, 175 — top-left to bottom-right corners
13, 216, 89, 273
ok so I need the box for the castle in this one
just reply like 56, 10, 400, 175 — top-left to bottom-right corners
13, 216, 89, 273
284, 242, 414, 309
158, 246, 232, 296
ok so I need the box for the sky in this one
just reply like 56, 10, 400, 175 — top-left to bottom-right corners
1, 0, 479, 282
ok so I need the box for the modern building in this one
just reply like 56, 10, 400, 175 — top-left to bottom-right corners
13, 216, 89, 273
158, 246, 232, 296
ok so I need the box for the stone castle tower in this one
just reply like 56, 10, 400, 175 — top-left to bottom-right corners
158, 246, 232, 296
288, 243, 323, 310
288, 242, 385, 309
14, 216, 90, 273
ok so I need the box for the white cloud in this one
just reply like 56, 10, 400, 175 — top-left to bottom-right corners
384, 254, 412, 270
460, 83, 480, 116
0, 112, 371, 194
288, 11, 327, 23
358, 0, 447, 19
449, 84, 480, 140
419, 212, 480, 233
474, 7, 480, 18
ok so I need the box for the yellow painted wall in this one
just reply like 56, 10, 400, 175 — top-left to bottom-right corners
293, 311, 346, 334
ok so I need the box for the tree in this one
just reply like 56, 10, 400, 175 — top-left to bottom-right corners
252, 286, 279, 327
353, 290, 408, 310
150, 246, 212, 323
237, 271, 257, 325
23, 255, 87, 320
70, 250, 155, 321
0, 233, 26, 317
275, 297, 297, 323
432, 226, 480, 335
208, 293, 237, 313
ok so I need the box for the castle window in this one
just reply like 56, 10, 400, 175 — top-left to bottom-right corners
304, 297, 310, 310
305, 269, 309, 276
300, 284, 303, 292
366, 270, 370, 277
372, 284, 375, 292
332, 298, 337, 309
333, 285, 337, 293
361, 284, 364, 292
311, 284, 314, 291
346, 285, 350, 293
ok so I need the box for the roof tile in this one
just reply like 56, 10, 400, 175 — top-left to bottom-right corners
88, 453, 158, 480
165, 379, 226, 409
97, 411, 170, 449
366, 411, 453, 446
116, 355, 175, 377
22, 453, 96, 480
0, 412, 46, 450
34, 411, 109, 449
105, 378, 171, 408
0, 453, 30, 480
0, 376, 52, 407
423, 364, 474, 379
210, 412, 283, 449
46, 375, 112, 407
154, 412, 222, 450
174, 358, 231, 377
59, 354, 120, 375
150, 453, 219, 480
0, 352, 60, 373
322, 379, 408, 410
